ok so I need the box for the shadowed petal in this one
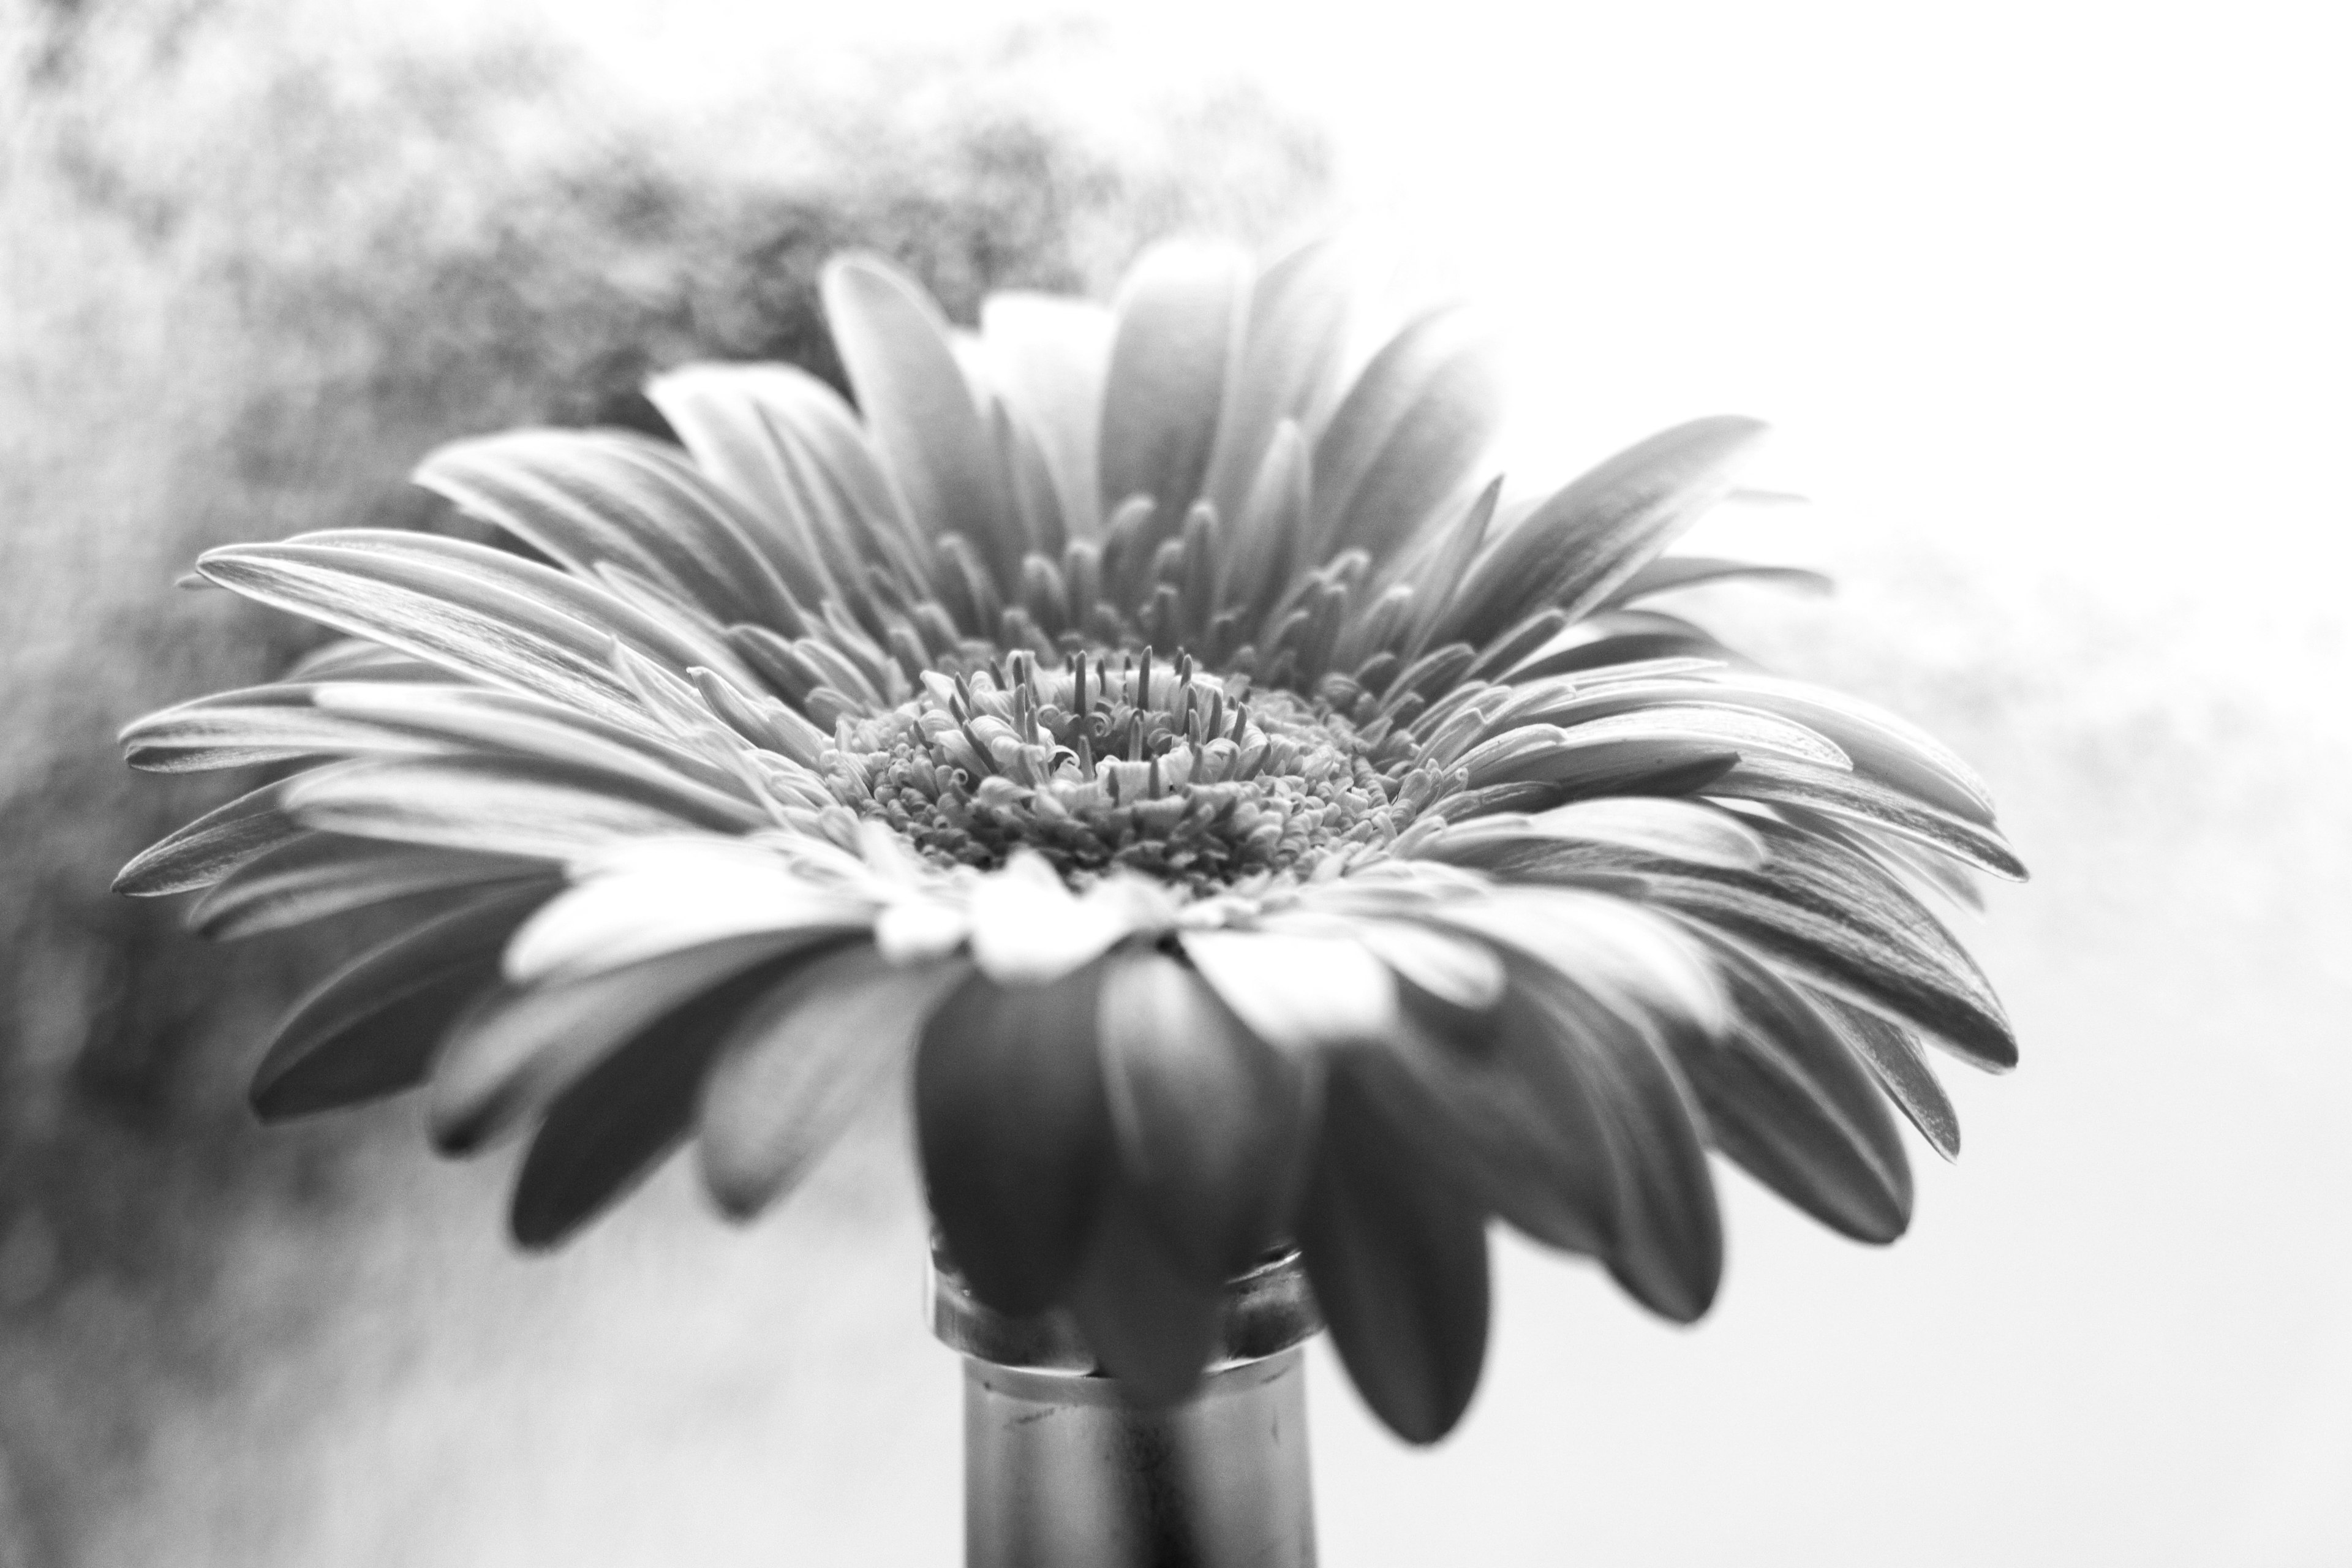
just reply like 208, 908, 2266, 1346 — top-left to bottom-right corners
1065, 1176, 1227, 1407
430, 933, 822, 1155
916, 965, 1114, 1315
510, 956, 799, 1250
1681, 952, 1913, 1243
1815, 990, 1961, 1159
1645, 822, 2016, 1071
699, 946, 973, 1218
1298, 1058, 1490, 1445
251, 884, 551, 1121
1098, 948, 1314, 1281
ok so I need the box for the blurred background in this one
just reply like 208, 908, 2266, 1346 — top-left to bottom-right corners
2, 1, 2346, 1563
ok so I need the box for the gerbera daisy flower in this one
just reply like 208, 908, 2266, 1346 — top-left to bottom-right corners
117, 238, 2023, 1444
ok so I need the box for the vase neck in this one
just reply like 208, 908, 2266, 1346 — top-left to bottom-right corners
961, 1348, 1316, 1568
933, 1248, 1321, 1568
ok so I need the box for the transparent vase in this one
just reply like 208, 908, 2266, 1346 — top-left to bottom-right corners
930, 1245, 1322, 1568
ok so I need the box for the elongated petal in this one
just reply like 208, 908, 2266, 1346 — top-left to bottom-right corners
1817, 990, 1961, 1158
823, 254, 1022, 583
1436, 417, 1769, 646
1645, 824, 2016, 1070
262, 529, 757, 686
1708, 755, 2027, 880
122, 699, 432, 773
1505, 611, 1735, 682
699, 946, 972, 1217
1098, 241, 1250, 527
978, 292, 1113, 537
1680, 952, 1912, 1242
1599, 556, 1833, 608
1433, 888, 1728, 1039
1097, 948, 1313, 1281
417, 429, 805, 630
197, 539, 646, 732
194, 834, 548, 941
504, 840, 875, 984
115, 778, 309, 896
1180, 929, 1398, 1051
916, 965, 1113, 1315
1451, 706, 1846, 787
1064, 1177, 1227, 1406
1309, 307, 1502, 568
1199, 237, 1354, 527
285, 755, 750, 865
1298, 1059, 1490, 1445
251, 884, 549, 1121
431, 932, 812, 1155
1430, 797, 1765, 872
641, 364, 869, 600
510, 957, 796, 1249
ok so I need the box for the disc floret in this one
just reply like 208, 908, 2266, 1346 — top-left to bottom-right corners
823, 644, 1437, 889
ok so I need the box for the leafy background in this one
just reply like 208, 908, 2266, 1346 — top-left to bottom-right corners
2, 1, 2346, 1564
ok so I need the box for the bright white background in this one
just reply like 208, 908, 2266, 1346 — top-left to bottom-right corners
83, 3, 2352, 1563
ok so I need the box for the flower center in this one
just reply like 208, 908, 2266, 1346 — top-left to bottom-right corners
821, 646, 1437, 889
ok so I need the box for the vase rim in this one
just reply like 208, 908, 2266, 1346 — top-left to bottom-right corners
929, 1240, 1322, 1374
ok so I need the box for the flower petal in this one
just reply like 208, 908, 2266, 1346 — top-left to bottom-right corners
417, 429, 806, 631
1063, 1177, 1227, 1407
1680, 952, 1913, 1243
1817, 992, 1962, 1159
1097, 948, 1314, 1281
1308, 306, 1502, 569
1436, 416, 1770, 647
1598, 555, 1833, 609
966, 853, 1136, 986
503, 839, 876, 985
429, 932, 815, 1156
1644, 823, 2016, 1071
285, 757, 730, 865
194, 834, 547, 941
113, 777, 309, 897
250, 884, 550, 1121
699, 945, 972, 1218
915, 965, 1114, 1316
822, 253, 1023, 584
1098, 240, 1250, 544
1200, 236, 1355, 528
1179, 929, 1398, 1052
1297, 1058, 1490, 1445
197, 537, 650, 733
1706, 755, 2027, 880
978, 292, 1114, 538
509, 957, 798, 1249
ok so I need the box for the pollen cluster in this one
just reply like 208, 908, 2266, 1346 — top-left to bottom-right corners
819, 646, 1445, 889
